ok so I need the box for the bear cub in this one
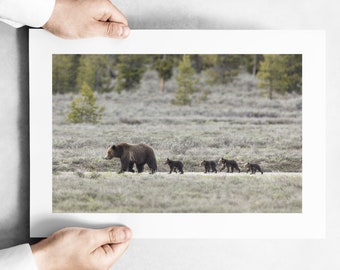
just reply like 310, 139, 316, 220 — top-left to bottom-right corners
164, 158, 184, 174
200, 160, 217, 173
218, 158, 241, 173
244, 162, 263, 174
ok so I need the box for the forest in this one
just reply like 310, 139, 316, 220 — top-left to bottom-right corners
52, 54, 302, 101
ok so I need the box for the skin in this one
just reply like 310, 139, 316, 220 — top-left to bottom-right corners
43, 0, 130, 39
31, 226, 132, 270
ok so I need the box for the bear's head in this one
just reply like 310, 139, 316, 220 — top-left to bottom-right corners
164, 158, 170, 165
218, 158, 225, 165
200, 160, 207, 166
243, 162, 250, 168
104, 144, 123, 160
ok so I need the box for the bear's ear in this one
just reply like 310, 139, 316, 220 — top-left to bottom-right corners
110, 144, 116, 150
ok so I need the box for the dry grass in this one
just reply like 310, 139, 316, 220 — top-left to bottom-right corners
53, 172, 302, 213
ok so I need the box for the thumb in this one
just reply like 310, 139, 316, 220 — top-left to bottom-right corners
91, 226, 133, 248
95, 21, 131, 38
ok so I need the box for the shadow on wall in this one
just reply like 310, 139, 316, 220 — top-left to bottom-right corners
16, 26, 30, 245
129, 11, 261, 29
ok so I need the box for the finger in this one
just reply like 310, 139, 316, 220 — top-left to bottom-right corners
95, 0, 129, 26
92, 241, 131, 267
93, 21, 130, 38
107, 241, 131, 264
90, 226, 132, 248
106, 1, 128, 25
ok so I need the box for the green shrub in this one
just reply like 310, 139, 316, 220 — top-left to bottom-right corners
67, 82, 104, 124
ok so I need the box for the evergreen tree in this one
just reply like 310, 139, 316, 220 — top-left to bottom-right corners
114, 55, 148, 93
152, 54, 177, 92
257, 54, 302, 99
76, 55, 115, 93
204, 55, 243, 85
67, 82, 104, 124
243, 54, 264, 76
172, 55, 199, 105
52, 55, 80, 94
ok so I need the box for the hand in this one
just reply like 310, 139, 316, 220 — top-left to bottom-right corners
43, 0, 130, 39
31, 226, 132, 270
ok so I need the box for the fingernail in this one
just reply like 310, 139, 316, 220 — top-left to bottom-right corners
120, 25, 130, 38
115, 227, 131, 242
122, 227, 132, 240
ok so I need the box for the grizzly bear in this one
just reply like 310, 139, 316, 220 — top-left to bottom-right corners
164, 158, 184, 174
200, 160, 217, 173
105, 143, 157, 174
244, 162, 263, 174
218, 158, 241, 173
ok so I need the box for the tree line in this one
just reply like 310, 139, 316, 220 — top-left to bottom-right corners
53, 54, 302, 101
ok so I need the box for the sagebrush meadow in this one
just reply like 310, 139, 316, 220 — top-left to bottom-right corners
53, 60, 302, 213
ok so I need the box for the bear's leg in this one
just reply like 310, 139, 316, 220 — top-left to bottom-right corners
259, 166, 263, 174
136, 164, 144, 173
128, 161, 135, 173
119, 158, 130, 173
178, 164, 184, 174
147, 158, 157, 174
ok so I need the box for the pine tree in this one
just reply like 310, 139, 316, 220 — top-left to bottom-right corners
114, 55, 148, 93
52, 55, 80, 94
76, 55, 115, 93
67, 82, 104, 124
152, 54, 177, 92
172, 55, 199, 105
257, 54, 302, 99
203, 55, 242, 85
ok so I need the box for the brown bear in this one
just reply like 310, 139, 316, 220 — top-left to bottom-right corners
218, 158, 241, 173
200, 160, 217, 173
105, 143, 157, 174
164, 158, 184, 174
244, 162, 263, 174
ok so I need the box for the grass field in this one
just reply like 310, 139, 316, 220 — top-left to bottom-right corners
53, 172, 302, 213
52, 71, 302, 213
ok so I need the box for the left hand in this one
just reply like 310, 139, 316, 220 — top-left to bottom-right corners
31, 226, 132, 270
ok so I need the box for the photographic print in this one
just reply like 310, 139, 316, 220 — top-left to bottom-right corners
30, 30, 325, 238
52, 53, 302, 214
